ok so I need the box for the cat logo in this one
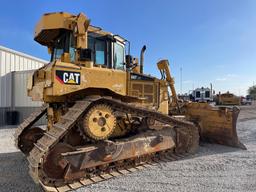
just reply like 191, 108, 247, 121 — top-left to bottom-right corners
56, 70, 81, 85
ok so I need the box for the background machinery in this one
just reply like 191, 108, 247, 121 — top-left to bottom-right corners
15, 12, 245, 191
215, 91, 241, 105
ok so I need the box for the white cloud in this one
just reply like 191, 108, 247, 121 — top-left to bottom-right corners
227, 74, 238, 78
183, 80, 192, 84
216, 64, 225, 68
215, 74, 239, 81
216, 78, 227, 81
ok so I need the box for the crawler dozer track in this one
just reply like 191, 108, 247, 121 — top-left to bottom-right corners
14, 105, 47, 154
15, 97, 199, 191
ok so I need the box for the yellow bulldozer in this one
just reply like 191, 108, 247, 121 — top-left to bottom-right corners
215, 91, 241, 105
14, 12, 245, 191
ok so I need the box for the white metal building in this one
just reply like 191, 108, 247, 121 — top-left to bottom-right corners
0, 45, 47, 76
0, 45, 47, 126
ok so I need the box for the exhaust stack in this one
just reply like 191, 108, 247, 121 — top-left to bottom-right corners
140, 45, 146, 74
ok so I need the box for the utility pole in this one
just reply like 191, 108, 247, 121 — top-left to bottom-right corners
180, 67, 182, 95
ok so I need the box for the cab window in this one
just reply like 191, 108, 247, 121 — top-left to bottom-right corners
52, 33, 65, 61
114, 43, 125, 70
69, 35, 76, 63
51, 32, 76, 63
95, 40, 105, 65
88, 37, 106, 65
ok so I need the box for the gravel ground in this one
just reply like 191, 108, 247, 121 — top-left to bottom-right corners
0, 105, 255, 192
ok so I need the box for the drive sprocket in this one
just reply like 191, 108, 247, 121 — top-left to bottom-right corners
82, 104, 117, 140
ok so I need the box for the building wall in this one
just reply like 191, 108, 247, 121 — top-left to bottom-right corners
0, 71, 44, 107
0, 72, 12, 107
0, 45, 48, 127
0, 45, 47, 76
13, 71, 43, 107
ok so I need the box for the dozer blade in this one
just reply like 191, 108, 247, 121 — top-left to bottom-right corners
184, 102, 246, 149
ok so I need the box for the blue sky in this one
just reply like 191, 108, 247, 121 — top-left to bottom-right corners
0, 0, 255, 95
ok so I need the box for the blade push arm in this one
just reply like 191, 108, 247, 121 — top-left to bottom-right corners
157, 60, 180, 113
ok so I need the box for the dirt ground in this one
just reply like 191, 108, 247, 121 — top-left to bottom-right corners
0, 104, 255, 192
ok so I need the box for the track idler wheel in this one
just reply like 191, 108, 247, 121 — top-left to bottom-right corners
82, 104, 116, 140
42, 143, 74, 180
18, 127, 45, 155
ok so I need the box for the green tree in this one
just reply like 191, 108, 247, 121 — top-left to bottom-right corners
248, 85, 256, 100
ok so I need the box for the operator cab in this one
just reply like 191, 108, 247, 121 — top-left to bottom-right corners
50, 29, 126, 70
87, 32, 126, 70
